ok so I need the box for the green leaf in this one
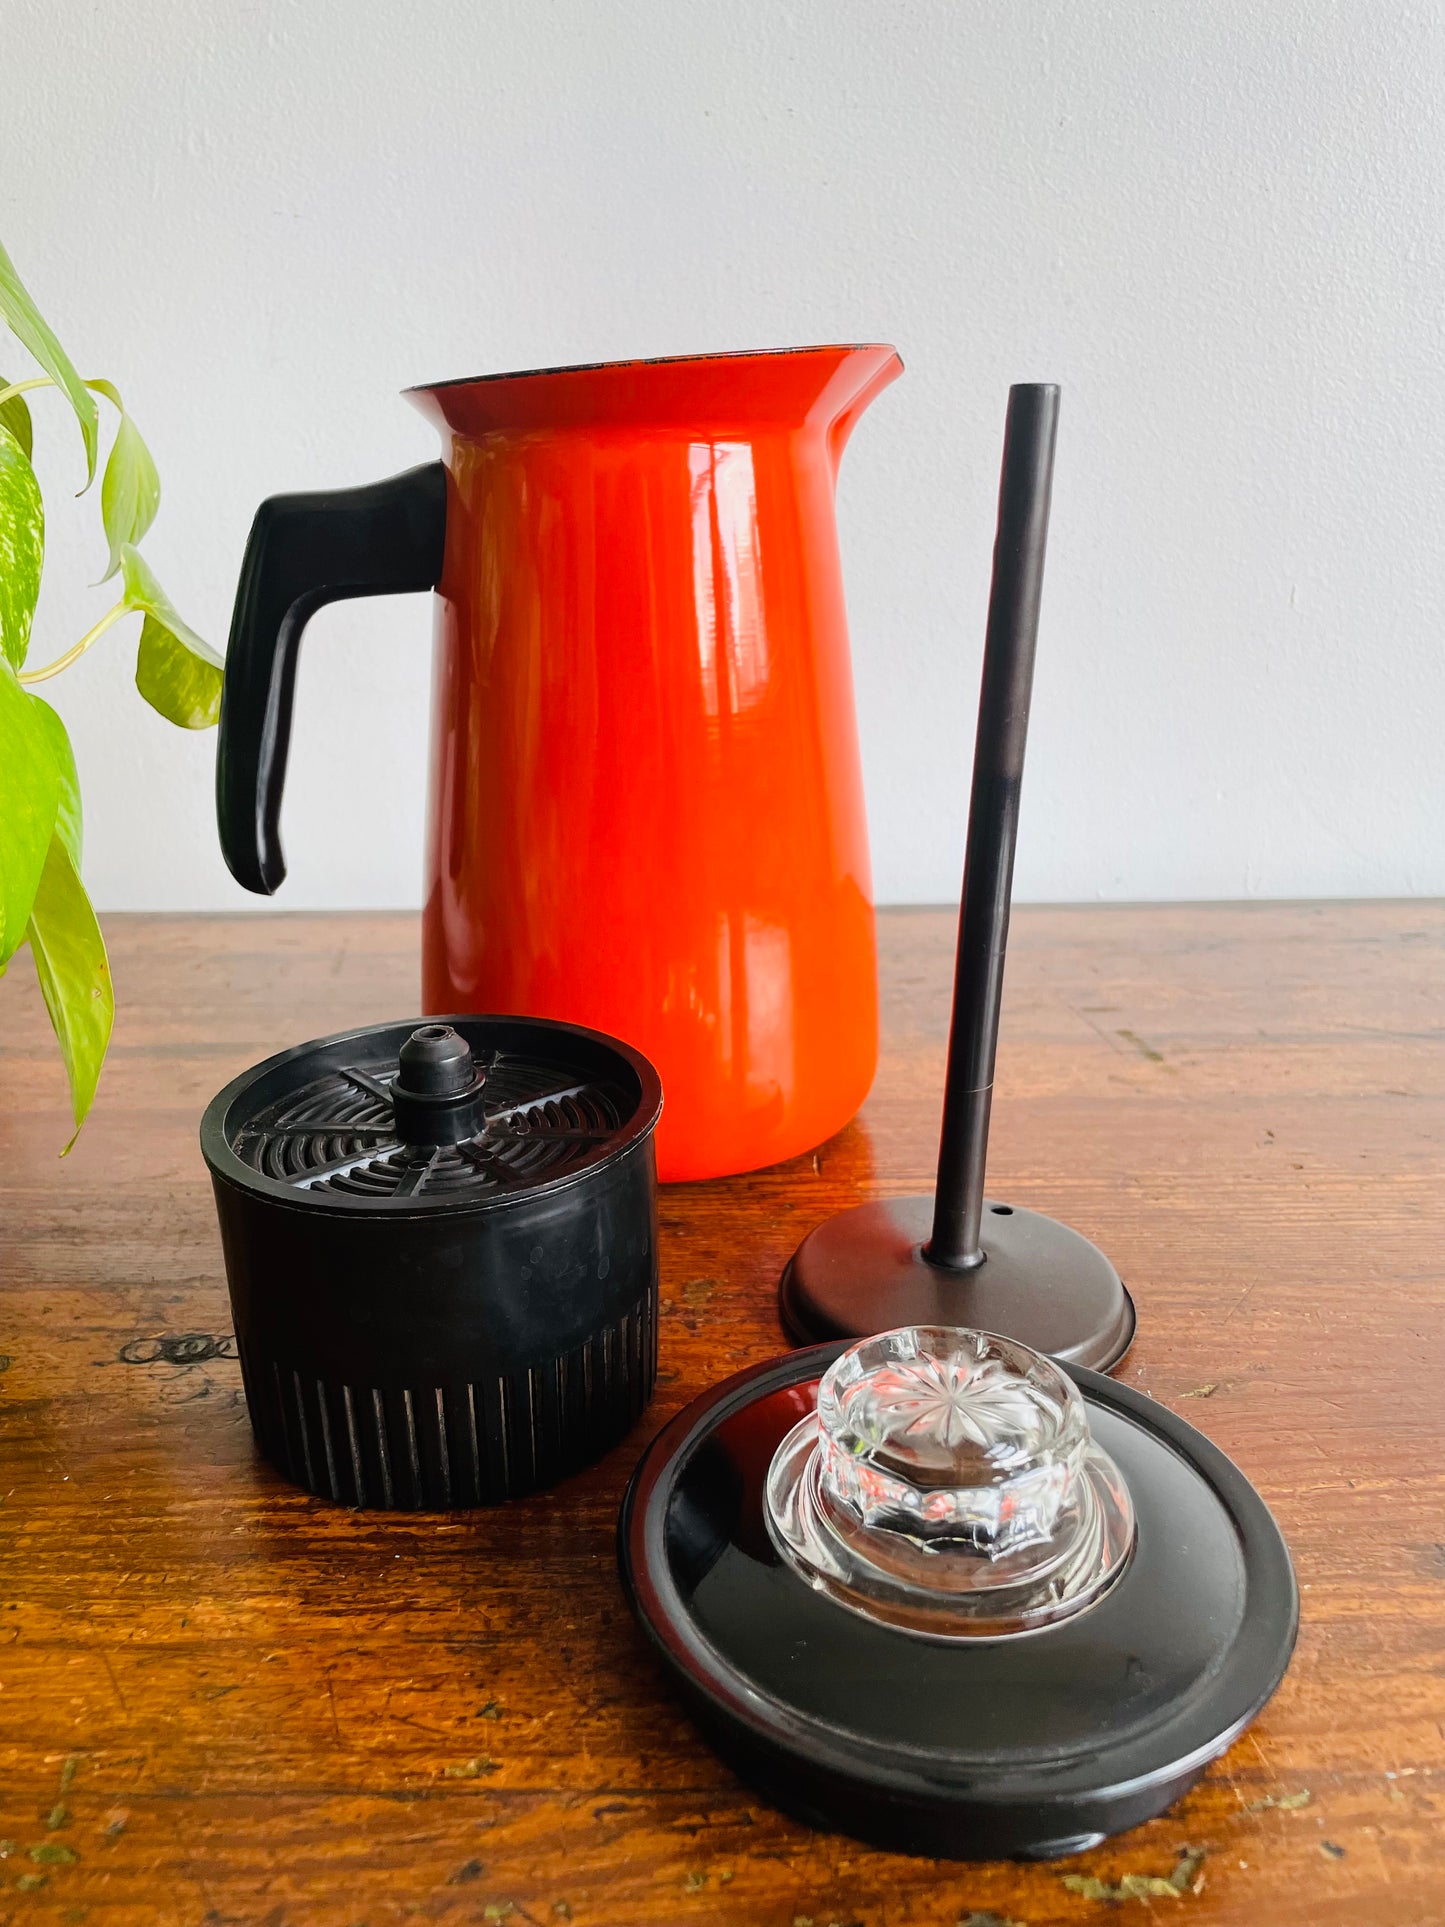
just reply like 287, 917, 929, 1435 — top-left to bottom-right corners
25, 828, 113, 1149
0, 375, 33, 459
0, 238, 98, 485
120, 545, 222, 728
28, 694, 81, 868
0, 660, 60, 966
90, 379, 160, 580
0, 423, 43, 669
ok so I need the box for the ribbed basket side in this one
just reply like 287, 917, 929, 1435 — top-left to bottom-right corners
236, 1288, 657, 1509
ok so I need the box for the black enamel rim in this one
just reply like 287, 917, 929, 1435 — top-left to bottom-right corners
408, 344, 895, 396
201, 1014, 662, 1218
619, 1343, 1298, 1812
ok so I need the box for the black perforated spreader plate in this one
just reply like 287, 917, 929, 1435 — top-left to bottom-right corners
202, 1014, 655, 1212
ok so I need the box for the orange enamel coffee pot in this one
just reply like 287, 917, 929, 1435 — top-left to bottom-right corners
217, 346, 902, 1180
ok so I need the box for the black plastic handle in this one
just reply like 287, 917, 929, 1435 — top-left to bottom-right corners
217, 462, 448, 894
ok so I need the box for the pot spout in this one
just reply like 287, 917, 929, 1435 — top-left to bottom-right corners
821, 345, 904, 478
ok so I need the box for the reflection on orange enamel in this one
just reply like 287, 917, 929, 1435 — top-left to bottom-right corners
413, 347, 899, 1181
689, 441, 770, 720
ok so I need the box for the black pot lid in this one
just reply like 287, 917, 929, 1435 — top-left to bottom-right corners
201, 1015, 662, 1213
618, 1326, 1298, 1861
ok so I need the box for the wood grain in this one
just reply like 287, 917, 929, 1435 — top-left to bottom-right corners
0, 903, 1442, 1926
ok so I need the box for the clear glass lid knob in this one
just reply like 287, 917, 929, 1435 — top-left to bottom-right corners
766, 1326, 1135, 1638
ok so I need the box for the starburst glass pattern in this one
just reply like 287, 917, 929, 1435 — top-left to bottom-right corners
766, 1326, 1135, 1639
863, 1351, 1048, 1454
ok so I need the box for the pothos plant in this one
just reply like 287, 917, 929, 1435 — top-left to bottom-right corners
0, 237, 222, 1148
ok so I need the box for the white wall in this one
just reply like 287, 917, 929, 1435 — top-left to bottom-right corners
6, 0, 1442, 910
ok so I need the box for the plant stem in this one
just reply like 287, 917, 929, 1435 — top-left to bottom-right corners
0, 376, 124, 411
19, 601, 129, 684
0, 375, 56, 409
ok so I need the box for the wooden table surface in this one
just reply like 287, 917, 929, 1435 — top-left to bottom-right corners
1, 903, 1442, 1927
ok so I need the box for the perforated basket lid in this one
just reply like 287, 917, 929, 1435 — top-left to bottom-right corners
200, 1015, 662, 1213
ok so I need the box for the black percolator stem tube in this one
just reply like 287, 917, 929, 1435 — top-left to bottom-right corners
926, 384, 1060, 1271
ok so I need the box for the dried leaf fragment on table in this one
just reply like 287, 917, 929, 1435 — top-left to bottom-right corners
29, 1841, 78, 1864
1061, 1848, 1206, 1901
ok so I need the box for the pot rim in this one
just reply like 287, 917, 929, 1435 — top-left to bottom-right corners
405, 342, 896, 397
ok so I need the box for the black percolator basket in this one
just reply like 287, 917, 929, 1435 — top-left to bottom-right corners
201, 1016, 662, 1510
